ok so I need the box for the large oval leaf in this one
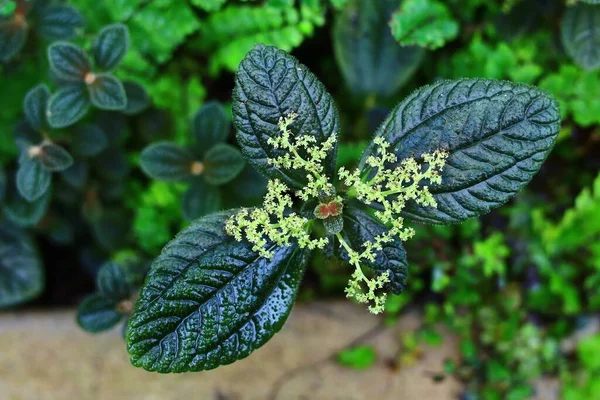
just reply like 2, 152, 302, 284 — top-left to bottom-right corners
561, 3, 600, 71
126, 211, 309, 372
360, 79, 560, 224
333, 0, 424, 98
232, 44, 339, 189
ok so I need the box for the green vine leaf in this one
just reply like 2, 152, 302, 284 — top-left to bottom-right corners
561, 3, 600, 71
36, 4, 85, 40
191, 101, 230, 157
360, 78, 560, 225
16, 158, 51, 202
233, 44, 339, 190
47, 42, 91, 81
140, 142, 195, 182
126, 211, 309, 372
88, 74, 127, 110
77, 293, 123, 333
0, 12, 28, 62
97, 262, 132, 301
23, 84, 50, 132
93, 23, 129, 72
46, 84, 91, 128
123, 81, 150, 115
38, 142, 73, 172
72, 124, 109, 157
203, 143, 246, 186
3, 185, 51, 227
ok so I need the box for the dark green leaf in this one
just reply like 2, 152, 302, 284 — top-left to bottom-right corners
46, 84, 90, 128
91, 210, 131, 251
16, 158, 51, 202
72, 124, 108, 157
339, 204, 408, 294
181, 180, 222, 220
233, 44, 339, 189
140, 142, 194, 181
97, 262, 132, 301
224, 165, 268, 203
0, 17, 28, 62
123, 81, 150, 115
203, 143, 246, 186
360, 79, 560, 225
36, 4, 85, 40
191, 101, 229, 157
0, 223, 44, 307
3, 186, 51, 227
77, 293, 122, 333
61, 161, 88, 189
94, 147, 130, 181
332, 0, 424, 98
23, 84, 50, 132
88, 74, 127, 110
561, 3, 600, 71
39, 142, 73, 172
93, 23, 129, 71
126, 211, 309, 372
47, 42, 91, 81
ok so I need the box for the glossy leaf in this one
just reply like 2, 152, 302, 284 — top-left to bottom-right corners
126, 211, 309, 372
77, 293, 122, 333
360, 79, 561, 224
16, 158, 51, 202
97, 262, 132, 301
181, 180, 222, 220
93, 23, 129, 71
191, 101, 230, 157
47, 42, 91, 81
88, 74, 127, 110
332, 0, 424, 98
72, 124, 108, 157
123, 81, 150, 115
0, 16, 28, 62
339, 204, 408, 294
140, 142, 194, 182
233, 44, 339, 189
36, 4, 85, 40
46, 84, 90, 128
561, 3, 600, 71
0, 224, 44, 307
39, 142, 73, 172
23, 84, 50, 132
203, 143, 246, 186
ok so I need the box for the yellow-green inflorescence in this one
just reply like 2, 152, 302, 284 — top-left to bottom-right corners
225, 113, 448, 314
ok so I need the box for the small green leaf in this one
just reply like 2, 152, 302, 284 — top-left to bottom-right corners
3, 186, 51, 227
39, 142, 73, 172
337, 346, 377, 369
47, 42, 91, 81
233, 44, 339, 189
91, 210, 132, 251
23, 84, 50, 132
0, 223, 44, 308
97, 262, 132, 301
191, 101, 230, 157
389, 0, 459, 50
203, 143, 246, 186
0, 16, 28, 62
72, 124, 108, 157
93, 23, 129, 71
140, 142, 194, 181
88, 74, 127, 110
123, 81, 150, 115
181, 180, 222, 220
360, 79, 561, 224
61, 161, 88, 189
77, 293, 122, 333
126, 211, 309, 372
36, 4, 85, 40
16, 159, 52, 202
46, 84, 91, 128
561, 3, 600, 71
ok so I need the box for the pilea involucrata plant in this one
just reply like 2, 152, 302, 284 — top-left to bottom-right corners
125, 44, 561, 373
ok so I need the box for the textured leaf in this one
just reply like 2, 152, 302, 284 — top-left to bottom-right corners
0, 223, 44, 307
3, 186, 51, 227
23, 84, 50, 132
123, 81, 150, 115
16, 158, 51, 202
203, 143, 246, 186
360, 79, 561, 224
47, 42, 91, 81
332, 0, 425, 98
233, 44, 339, 189
93, 23, 129, 71
0, 17, 28, 62
561, 3, 600, 71
39, 142, 73, 172
97, 262, 132, 301
72, 124, 109, 157
389, 0, 459, 50
46, 84, 91, 128
338, 204, 408, 294
77, 293, 122, 333
126, 211, 309, 372
181, 180, 222, 221
140, 142, 195, 182
191, 101, 230, 157
88, 74, 127, 110
36, 4, 85, 40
